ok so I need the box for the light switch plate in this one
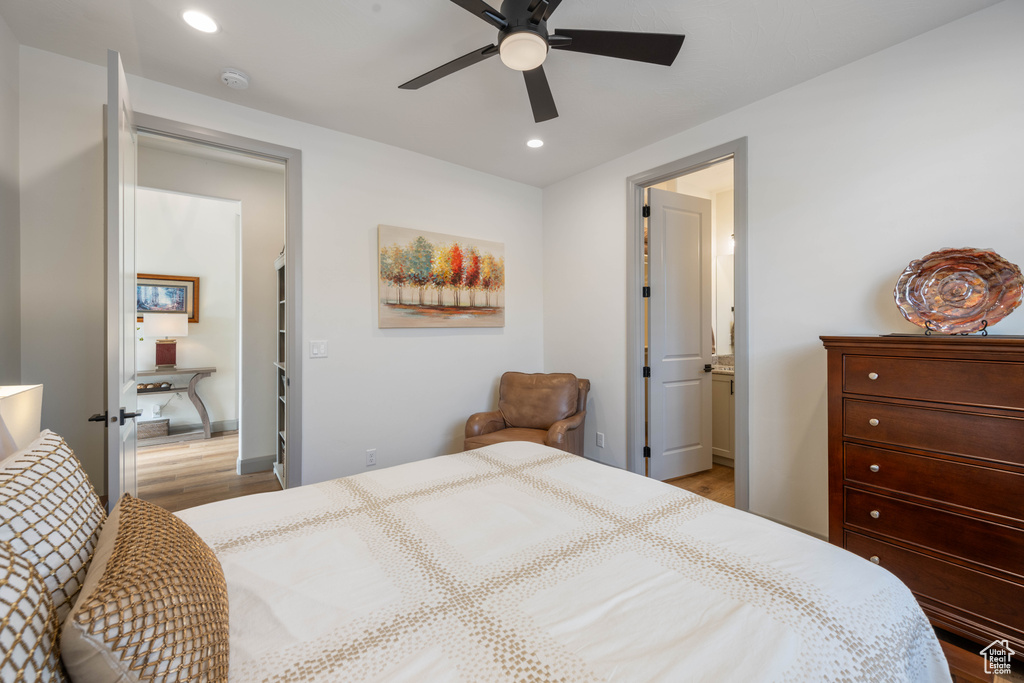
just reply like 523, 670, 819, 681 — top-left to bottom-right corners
310, 340, 328, 358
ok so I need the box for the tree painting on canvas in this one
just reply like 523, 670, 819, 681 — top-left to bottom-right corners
378, 225, 505, 328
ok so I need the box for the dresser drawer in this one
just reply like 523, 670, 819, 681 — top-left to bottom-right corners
843, 355, 1024, 410
844, 444, 1024, 522
844, 532, 1024, 642
845, 489, 1024, 579
844, 399, 1024, 466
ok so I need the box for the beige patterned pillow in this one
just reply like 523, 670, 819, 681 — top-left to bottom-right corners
0, 540, 64, 682
0, 430, 106, 622
62, 494, 229, 682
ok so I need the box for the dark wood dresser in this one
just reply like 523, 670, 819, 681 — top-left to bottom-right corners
821, 336, 1024, 655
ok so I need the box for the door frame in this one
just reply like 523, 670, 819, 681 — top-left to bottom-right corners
133, 112, 305, 488
625, 137, 749, 510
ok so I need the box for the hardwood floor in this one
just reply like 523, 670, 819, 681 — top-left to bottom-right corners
664, 464, 735, 507
137, 432, 281, 513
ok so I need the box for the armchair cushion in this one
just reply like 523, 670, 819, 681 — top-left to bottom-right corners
464, 428, 548, 452
498, 372, 579, 430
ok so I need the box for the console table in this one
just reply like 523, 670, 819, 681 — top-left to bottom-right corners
137, 367, 216, 444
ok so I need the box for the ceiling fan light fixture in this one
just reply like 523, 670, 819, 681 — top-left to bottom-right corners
500, 31, 548, 71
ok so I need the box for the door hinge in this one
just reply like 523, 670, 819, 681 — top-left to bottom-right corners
642, 366, 651, 378
642, 286, 650, 298
642, 205, 650, 218
643, 446, 651, 458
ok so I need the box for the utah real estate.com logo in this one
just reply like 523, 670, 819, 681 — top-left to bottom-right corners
981, 639, 1015, 676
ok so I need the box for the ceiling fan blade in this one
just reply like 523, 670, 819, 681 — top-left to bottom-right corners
448, 0, 507, 30
551, 29, 685, 66
399, 44, 499, 90
542, 0, 563, 20
523, 66, 558, 123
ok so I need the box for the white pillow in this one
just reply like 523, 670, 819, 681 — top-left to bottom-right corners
0, 430, 106, 622
0, 540, 64, 682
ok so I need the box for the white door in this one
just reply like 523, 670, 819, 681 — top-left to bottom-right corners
647, 187, 713, 480
105, 50, 139, 503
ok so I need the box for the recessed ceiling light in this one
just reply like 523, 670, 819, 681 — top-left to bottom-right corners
183, 10, 218, 33
527, 139, 544, 148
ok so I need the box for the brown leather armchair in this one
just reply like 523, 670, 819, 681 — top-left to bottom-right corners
464, 372, 591, 456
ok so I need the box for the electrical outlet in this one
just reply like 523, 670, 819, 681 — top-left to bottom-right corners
310, 340, 328, 358
596, 432, 605, 448
366, 448, 376, 467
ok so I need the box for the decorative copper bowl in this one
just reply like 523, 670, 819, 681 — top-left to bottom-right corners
894, 248, 1023, 334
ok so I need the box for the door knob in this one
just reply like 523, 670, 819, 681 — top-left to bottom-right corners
704, 364, 713, 373
88, 412, 116, 427
119, 408, 143, 426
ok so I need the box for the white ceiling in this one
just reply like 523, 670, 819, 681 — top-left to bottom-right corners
0, 0, 1002, 187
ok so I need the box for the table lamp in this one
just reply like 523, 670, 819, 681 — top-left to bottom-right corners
144, 313, 189, 369
0, 384, 44, 458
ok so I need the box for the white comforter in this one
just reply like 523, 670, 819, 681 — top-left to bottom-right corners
177, 442, 950, 682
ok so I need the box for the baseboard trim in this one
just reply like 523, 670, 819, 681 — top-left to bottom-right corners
712, 455, 735, 468
237, 454, 275, 475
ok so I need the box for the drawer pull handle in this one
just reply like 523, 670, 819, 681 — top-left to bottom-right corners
869, 555, 880, 565
870, 510, 881, 519
869, 418, 879, 426
868, 372, 879, 380
869, 464, 880, 473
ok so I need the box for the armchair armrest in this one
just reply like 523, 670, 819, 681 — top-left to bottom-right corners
466, 410, 506, 438
545, 411, 586, 448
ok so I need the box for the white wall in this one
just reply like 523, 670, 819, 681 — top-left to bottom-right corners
18, 46, 544, 494
714, 190, 734, 356
543, 1, 1024, 536
136, 189, 240, 433
137, 147, 284, 465
0, 14, 19, 383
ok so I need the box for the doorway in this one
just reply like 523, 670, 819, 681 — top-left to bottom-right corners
626, 138, 749, 511
129, 119, 302, 510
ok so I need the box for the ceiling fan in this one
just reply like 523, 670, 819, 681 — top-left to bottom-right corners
399, 0, 685, 123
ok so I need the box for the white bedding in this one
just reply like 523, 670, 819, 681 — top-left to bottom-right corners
177, 442, 950, 682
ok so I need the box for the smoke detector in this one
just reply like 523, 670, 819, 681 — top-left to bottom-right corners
220, 68, 249, 90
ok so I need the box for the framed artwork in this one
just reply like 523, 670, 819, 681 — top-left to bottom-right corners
137, 274, 200, 323
378, 225, 505, 328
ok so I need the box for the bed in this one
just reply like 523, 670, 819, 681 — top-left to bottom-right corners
2, 434, 950, 682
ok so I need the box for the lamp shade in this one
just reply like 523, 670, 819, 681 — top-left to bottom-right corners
0, 384, 44, 458
143, 313, 189, 338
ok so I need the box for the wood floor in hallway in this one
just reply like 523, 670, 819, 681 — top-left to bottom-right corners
137, 432, 281, 513
664, 463, 735, 507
